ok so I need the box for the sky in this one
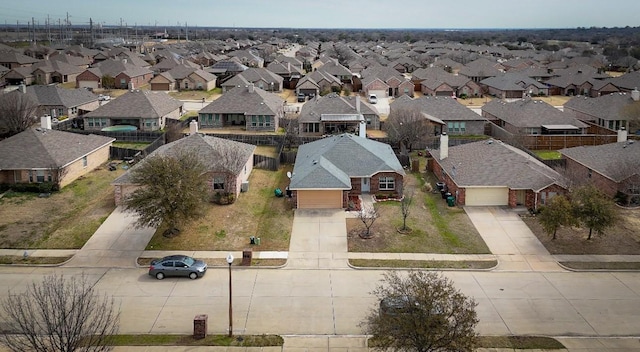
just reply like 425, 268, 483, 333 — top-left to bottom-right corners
1, 0, 639, 30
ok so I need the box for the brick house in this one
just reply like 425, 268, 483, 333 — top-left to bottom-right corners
428, 134, 567, 210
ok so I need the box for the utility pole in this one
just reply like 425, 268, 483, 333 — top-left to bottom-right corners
89, 17, 94, 47
185, 21, 188, 41
47, 15, 51, 44
66, 12, 70, 43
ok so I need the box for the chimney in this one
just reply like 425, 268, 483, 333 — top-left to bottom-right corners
248, 83, 254, 93
287, 62, 291, 71
440, 132, 449, 160
41, 115, 52, 130
617, 127, 628, 142
189, 119, 199, 135
632, 88, 639, 102
356, 95, 361, 112
359, 118, 366, 138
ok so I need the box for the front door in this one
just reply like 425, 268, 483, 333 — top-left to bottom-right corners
361, 178, 370, 193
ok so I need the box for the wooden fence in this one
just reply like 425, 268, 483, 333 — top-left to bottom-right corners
487, 122, 618, 150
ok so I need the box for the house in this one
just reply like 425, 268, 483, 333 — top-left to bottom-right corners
207, 57, 248, 84
458, 58, 504, 83
220, 67, 284, 93
197, 84, 284, 132
24, 85, 100, 119
479, 72, 549, 99
296, 70, 342, 97
288, 133, 405, 209
360, 65, 414, 98
112, 132, 255, 206
316, 59, 353, 85
149, 65, 217, 91
0, 119, 114, 188
544, 65, 613, 97
75, 58, 153, 90
411, 67, 481, 97
429, 135, 567, 209
389, 95, 487, 136
150, 57, 200, 75
227, 49, 264, 68
560, 137, 640, 204
388, 57, 421, 73
298, 93, 379, 136
31, 58, 85, 85
83, 90, 183, 131
482, 98, 588, 135
0, 51, 39, 70
563, 90, 639, 132
608, 70, 640, 93
266, 60, 304, 89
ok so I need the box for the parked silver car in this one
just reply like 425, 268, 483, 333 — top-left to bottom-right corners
148, 255, 207, 280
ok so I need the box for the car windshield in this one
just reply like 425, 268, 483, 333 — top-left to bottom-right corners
182, 257, 195, 266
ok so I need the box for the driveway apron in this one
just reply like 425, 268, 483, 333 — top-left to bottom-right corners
464, 206, 563, 272
287, 209, 349, 269
63, 206, 155, 268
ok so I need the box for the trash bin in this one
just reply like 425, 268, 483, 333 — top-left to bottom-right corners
443, 192, 452, 200
256, 237, 261, 245
250, 236, 255, 245
193, 314, 208, 339
436, 182, 445, 191
447, 195, 455, 207
242, 249, 252, 266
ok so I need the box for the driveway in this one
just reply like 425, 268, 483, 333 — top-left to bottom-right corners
465, 207, 562, 272
63, 206, 155, 268
287, 209, 349, 269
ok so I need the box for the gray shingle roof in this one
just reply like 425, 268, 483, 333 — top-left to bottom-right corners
113, 133, 255, 184
298, 93, 378, 123
482, 98, 587, 129
199, 85, 284, 116
563, 92, 638, 122
560, 141, 640, 182
433, 139, 565, 191
390, 95, 485, 122
89, 58, 152, 78
0, 128, 114, 169
608, 71, 640, 91
289, 133, 405, 190
85, 90, 182, 119
480, 73, 547, 91
25, 85, 98, 108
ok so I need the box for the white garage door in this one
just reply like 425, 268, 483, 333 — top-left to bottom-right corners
297, 190, 342, 209
78, 80, 99, 89
465, 187, 509, 206
368, 89, 387, 98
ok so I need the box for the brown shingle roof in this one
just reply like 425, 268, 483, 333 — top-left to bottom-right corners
85, 90, 182, 119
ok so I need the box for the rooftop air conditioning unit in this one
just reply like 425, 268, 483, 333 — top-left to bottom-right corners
241, 181, 249, 192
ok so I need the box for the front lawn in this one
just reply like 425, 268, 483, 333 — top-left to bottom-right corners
347, 169, 490, 255
146, 166, 294, 251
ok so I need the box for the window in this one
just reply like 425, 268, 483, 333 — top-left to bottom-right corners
82, 156, 88, 168
588, 169, 592, 178
57, 108, 64, 117
379, 176, 395, 190
213, 176, 225, 190
304, 123, 320, 133
71, 107, 78, 114
251, 115, 272, 128
87, 118, 108, 127
29, 170, 33, 182
36, 170, 45, 183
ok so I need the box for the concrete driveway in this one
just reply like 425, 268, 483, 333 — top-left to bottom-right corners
63, 206, 155, 268
465, 206, 562, 272
287, 209, 349, 269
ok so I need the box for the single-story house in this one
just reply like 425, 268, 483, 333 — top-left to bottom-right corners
563, 90, 639, 132
24, 85, 100, 119
428, 135, 567, 209
220, 67, 284, 93
75, 58, 153, 90
112, 132, 255, 206
298, 93, 380, 136
83, 90, 183, 131
560, 137, 640, 204
288, 133, 406, 209
0, 120, 114, 188
197, 84, 284, 132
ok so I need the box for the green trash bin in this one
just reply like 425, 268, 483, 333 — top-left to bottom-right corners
446, 196, 455, 207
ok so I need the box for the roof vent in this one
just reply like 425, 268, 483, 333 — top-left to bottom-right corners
312, 160, 318, 165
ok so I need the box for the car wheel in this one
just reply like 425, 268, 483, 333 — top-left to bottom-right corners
155, 272, 165, 280
189, 272, 198, 280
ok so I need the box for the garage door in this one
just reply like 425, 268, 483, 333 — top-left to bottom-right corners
465, 187, 509, 206
297, 190, 342, 209
368, 90, 387, 98
78, 80, 99, 89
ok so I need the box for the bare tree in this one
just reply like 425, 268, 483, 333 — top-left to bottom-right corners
361, 270, 479, 352
621, 100, 640, 134
124, 149, 210, 236
357, 204, 380, 239
213, 141, 251, 205
384, 107, 432, 151
0, 90, 39, 138
0, 274, 119, 352
399, 192, 413, 232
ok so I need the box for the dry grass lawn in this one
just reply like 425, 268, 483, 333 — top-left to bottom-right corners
146, 166, 294, 251
347, 169, 490, 254
523, 207, 640, 255
0, 164, 124, 249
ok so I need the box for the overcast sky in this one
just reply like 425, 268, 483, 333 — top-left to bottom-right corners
1, 0, 638, 29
